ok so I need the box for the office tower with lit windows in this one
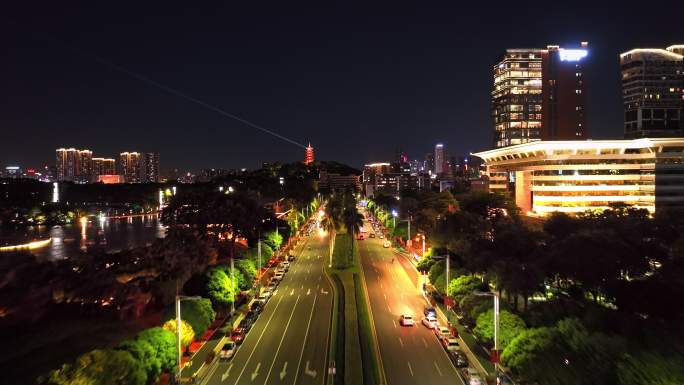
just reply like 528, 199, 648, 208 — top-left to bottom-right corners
119, 152, 142, 183
304, 143, 315, 165
492, 42, 589, 148
142, 152, 160, 182
620, 45, 684, 138
424, 152, 435, 175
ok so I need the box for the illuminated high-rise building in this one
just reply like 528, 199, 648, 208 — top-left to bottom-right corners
620, 45, 684, 138
77, 150, 93, 182
434, 144, 445, 174
142, 152, 160, 183
304, 143, 315, 165
119, 152, 142, 183
492, 42, 589, 148
56, 148, 91, 181
92, 158, 116, 179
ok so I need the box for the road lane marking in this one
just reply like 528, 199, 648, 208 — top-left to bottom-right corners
304, 360, 317, 378
262, 294, 302, 384
387, 304, 391, 312
306, 288, 311, 295
251, 362, 261, 381
221, 363, 234, 381
393, 320, 397, 328
434, 361, 443, 376
292, 293, 319, 385
380, 283, 383, 289
383, 293, 387, 300
232, 285, 287, 385
279, 362, 288, 380
422, 337, 428, 348
290, 289, 294, 296
407, 362, 414, 376
398, 337, 404, 348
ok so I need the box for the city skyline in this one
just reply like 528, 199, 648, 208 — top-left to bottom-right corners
2, 3, 683, 170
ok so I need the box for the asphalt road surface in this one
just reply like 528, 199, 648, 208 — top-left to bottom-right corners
359, 221, 465, 385
203, 231, 334, 385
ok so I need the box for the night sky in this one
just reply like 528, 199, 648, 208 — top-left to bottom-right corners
2, 2, 683, 171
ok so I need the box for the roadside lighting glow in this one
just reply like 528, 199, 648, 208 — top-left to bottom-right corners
391, 210, 398, 217
0, 238, 52, 251
219, 186, 224, 192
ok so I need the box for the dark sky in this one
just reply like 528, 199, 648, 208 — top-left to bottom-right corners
2, 2, 683, 171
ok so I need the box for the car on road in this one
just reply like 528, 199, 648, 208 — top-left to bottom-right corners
288, 255, 295, 262
435, 325, 451, 340
278, 263, 289, 272
447, 350, 468, 367
267, 280, 278, 291
421, 315, 438, 329
442, 337, 461, 352
274, 271, 284, 281
230, 328, 246, 345
256, 292, 270, 304
250, 301, 263, 313
424, 306, 437, 317
245, 310, 258, 322
464, 368, 483, 385
219, 340, 236, 361
369, 233, 375, 238
238, 317, 252, 332
282, 260, 290, 267
379, 234, 384, 239
358, 234, 365, 240
399, 314, 415, 326
383, 241, 391, 248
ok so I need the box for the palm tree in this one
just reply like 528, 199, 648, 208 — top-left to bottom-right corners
342, 207, 364, 265
322, 196, 344, 267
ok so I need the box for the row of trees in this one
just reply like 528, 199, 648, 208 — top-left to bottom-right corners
321, 190, 364, 267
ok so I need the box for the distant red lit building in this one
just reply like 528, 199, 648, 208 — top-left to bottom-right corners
98, 175, 123, 184
304, 142, 315, 165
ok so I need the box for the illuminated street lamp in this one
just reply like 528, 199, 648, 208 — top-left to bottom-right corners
175, 295, 201, 383
474, 291, 500, 384
391, 209, 398, 228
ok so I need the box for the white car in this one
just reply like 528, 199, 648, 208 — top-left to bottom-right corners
383, 241, 391, 248
282, 260, 290, 267
442, 337, 461, 352
399, 314, 415, 326
435, 325, 451, 339
465, 368, 483, 385
274, 271, 284, 281
421, 316, 438, 329
220, 340, 236, 360
257, 291, 271, 303
379, 234, 384, 239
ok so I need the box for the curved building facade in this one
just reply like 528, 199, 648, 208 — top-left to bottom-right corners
474, 138, 684, 215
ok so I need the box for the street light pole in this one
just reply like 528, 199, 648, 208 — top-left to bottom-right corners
474, 291, 500, 384
422, 234, 425, 257
230, 258, 236, 315
175, 295, 201, 384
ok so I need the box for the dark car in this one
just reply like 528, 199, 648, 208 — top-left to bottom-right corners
250, 301, 263, 313
424, 306, 437, 318
238, 317, 252, 332
448, 350, 468, 367
230, 328, 246, 345
245, 310, 258, 322
288, 255, 295, 262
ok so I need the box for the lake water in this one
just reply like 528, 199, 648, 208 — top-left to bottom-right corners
0, 214, 166, 261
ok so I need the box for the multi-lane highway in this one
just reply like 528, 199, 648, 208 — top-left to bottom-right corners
203, 231, 333, 385
358, 219, 465, 385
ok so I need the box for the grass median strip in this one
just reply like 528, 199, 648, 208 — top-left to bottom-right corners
354, 273, 382, 385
